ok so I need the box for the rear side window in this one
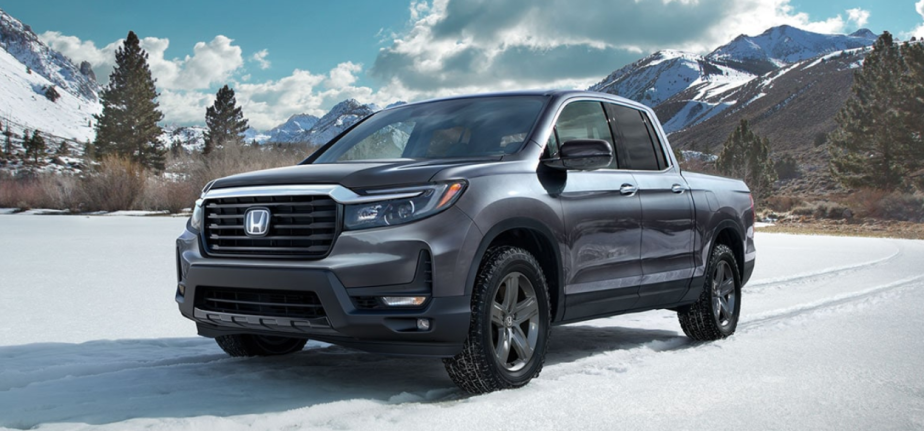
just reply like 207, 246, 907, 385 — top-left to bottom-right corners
554, 101, 615, 167
606, 103, 661, 171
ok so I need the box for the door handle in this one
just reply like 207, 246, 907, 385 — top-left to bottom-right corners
671, 184, 685, 194
620, 184, 638, 195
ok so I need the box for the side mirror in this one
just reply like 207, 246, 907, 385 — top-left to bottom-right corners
545, 139, 614, 171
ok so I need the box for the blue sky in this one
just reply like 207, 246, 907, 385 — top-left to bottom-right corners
3, 0, 924, 129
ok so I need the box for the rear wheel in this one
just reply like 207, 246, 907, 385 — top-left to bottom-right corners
443, 246, 551, 394
215, 334, 307, 357
678, 243, 741, 341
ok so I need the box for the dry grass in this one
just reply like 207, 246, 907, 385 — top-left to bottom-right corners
0, 143, 316, 213
758, 220, 924, 240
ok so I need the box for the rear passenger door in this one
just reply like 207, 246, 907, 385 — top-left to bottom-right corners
553, 101, 643, 320
604, 103, 695, 308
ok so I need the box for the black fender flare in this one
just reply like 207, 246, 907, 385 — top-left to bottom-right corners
464, 218, 566, 322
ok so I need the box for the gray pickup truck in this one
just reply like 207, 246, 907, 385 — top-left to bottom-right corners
175, 90, 756, 393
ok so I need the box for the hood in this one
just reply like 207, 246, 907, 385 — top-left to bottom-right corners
209, 158, 499, 190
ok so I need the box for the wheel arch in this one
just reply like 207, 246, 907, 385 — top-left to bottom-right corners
465, 218, 565, 322
710, 220, 745, 280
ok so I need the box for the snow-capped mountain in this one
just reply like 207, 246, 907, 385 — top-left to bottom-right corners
286, 99, 378, 146
590, 25, 877, 134
0, 8, 99, 102
0, 7, 101, 143
590, 50, 756, 109
265, 113, 320, 143
706, 25, 877, 74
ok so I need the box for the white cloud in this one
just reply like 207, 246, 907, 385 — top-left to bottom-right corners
38, 32, 243, 91
326, 62, 363, 88
846, 8, 870, 29
250, 49, 271, 70
369, 0, 877, 101
912, 0, 924, 39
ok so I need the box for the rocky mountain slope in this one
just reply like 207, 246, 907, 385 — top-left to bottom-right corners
0, 7, 101, 144
591, 25, 876, 134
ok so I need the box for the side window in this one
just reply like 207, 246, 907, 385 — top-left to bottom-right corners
641, 112, 670, 169
338, 122, 414, 161
606, 103, 660, 171
554, 101, 615, 167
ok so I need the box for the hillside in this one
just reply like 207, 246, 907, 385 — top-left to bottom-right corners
591, 25, 876, 134
0, 8, 100, 144
666, 48, 869, 194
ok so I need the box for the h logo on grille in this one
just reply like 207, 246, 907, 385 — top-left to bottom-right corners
244, 208, 271, 237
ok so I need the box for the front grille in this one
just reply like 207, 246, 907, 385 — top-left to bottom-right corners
202, 195, 338, 257
197, 286, 326, 319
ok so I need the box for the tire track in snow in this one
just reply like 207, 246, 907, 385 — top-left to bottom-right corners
740, 273, 924, 332
746, 246, 902, 292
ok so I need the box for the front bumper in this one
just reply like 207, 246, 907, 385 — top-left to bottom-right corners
175, 206, 481, 357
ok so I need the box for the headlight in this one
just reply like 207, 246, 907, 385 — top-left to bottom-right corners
344, 181, 466, 230
189, 199, 204, 231
189, 181, 214, 232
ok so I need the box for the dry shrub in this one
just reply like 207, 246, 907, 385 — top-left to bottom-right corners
844, 189, 924, 222
791, 200, 851, 220
764, 195, 803, 212
79, 155, 146, 212
38, 174, 81, 210
875, 193, 924, 222
0, 144, 319, 213
138, 175, 199, 213
168, 143, 314, 194
0, 173, 45, 209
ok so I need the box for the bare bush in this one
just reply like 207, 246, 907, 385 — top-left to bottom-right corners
138, 175, 199, 213
78, 156, 146, 212
791, 201, 851, 220
764, 195, 804, 212
1, 145, 315, 213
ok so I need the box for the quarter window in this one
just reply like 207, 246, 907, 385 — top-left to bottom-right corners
606, 103, 661, 171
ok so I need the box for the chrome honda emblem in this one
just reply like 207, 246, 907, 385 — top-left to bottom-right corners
244, 208, 271, 237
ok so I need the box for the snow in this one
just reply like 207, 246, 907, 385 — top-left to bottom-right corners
0, 207, 17, 214
707, 25, 876, 65
1, 216, 923, 429
0, 47, 100, 142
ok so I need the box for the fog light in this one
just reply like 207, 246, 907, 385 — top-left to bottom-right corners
417, 318, 431, 331
177, 284, 186, 296
381, 296, 427, 307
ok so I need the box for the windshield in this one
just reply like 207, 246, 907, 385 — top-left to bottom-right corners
311, 96, 546, 163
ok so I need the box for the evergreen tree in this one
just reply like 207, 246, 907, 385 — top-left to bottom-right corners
25, 130, 46, 164
94, 31, 165, 170
203, 85, 249, 155
716, 119, 777, 201
2, 125, 11, 157
55, 140, 70, 156
828, 32, 924, 191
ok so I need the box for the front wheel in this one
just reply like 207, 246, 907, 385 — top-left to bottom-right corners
443, 246, 551, 394
215, 334, 307, 357
678, 243, 741, 341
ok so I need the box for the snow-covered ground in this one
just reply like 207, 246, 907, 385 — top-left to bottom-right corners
1, 216, 923, 430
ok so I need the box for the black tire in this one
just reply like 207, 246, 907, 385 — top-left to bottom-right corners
678, 243, 741, 341
215, 334, 307, 357
443, 246, 551, 394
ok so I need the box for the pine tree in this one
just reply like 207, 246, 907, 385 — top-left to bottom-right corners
94, 31, 165, 170
2, 125, 11, 157
716, 119, 777, 201
55, 140, 70, 156
26, 130, 46, 164
828, 32, 923, 191
203, 85, 249, 155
